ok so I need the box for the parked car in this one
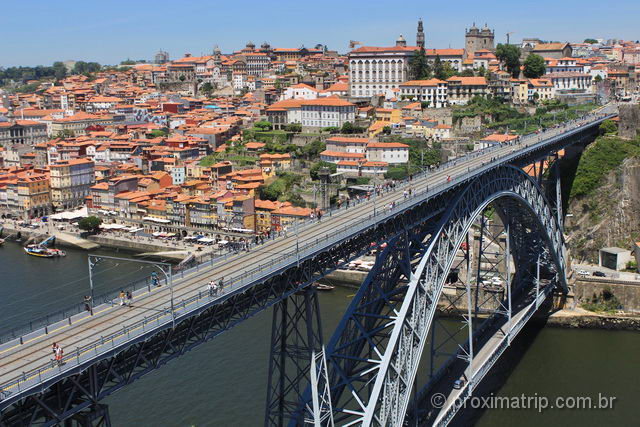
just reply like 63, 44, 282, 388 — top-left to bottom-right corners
577, 269, 589, 275
592, 271, 606, 277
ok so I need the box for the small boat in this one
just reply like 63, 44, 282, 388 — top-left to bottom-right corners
314, 283, 335, 291
24, 245, 66, 258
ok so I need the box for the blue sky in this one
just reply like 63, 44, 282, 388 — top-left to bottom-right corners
1, 0, 638, 67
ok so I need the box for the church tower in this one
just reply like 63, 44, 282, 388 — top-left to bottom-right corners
416, 19, 425, 49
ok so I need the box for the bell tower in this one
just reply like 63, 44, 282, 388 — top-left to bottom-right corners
417, 19, 425, 49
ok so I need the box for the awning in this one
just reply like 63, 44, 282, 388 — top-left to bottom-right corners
143, 216, 171, 224
100, 224, 127, 230
50, 207, 89, 221
128, 227, 144, 233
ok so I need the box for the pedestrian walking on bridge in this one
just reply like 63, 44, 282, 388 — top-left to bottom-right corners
55, 345, 64, 366
119, 290, 125, 306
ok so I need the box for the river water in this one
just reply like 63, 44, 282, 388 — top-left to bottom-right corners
0, 242, 637, 426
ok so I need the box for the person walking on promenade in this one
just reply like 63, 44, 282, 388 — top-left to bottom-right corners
83, 295, 92, 313
119, 290, 125, 306
52, 342, 58, 360
218, 277, 224, 295
55, 345, 64, 366
126, 291, 133, 307
207, 281, 214, 297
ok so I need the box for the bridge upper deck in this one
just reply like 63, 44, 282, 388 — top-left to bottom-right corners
0, 106, 616, 406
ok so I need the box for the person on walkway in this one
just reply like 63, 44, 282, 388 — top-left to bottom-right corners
83, 295, 92, 313
218, 277, 224, 294
119, 290, 125, 306
52, 342, 58, 359
207, 281, 214, 297
55, 345, 64, 366
126, 291, 133, 307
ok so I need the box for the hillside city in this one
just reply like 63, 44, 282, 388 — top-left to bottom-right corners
3, 9, 640, 426
0, 22, 637, 243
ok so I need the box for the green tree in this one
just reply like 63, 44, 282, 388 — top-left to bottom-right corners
54, 129, 75, 138
148, 128, 169, 138
260, 179, 287, 201
496, 44, 522, 78
52, 61, 67, 80
78, 216, 103, 233
200, 82, 213, 96
301, 139, 325, 159
594, 74, 603, 83
340, 122, 365, 134
523, 54, 546, 78
409, 48, 432, 80
285, 123, 302, 132
599, 119, 617, 135
459, 69, 475, 77
254, 120, 273, 131
584, 38, 598, 44
179, 75, 186, 82
310, 161, 336, 180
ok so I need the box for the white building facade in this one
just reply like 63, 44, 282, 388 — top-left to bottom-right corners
348, 44, 415, 99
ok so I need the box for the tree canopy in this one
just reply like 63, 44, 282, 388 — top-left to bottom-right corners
254, 120, 273, 131
584, 38, 598, 44
409, 48, 432, 80
78, 216, 103, 233
495, 44, 522, 78
310, 161, 337, 180
433, 56, 457, 80
523, 54, 546, 78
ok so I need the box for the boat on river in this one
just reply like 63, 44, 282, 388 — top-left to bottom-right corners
23, 245, 66, 258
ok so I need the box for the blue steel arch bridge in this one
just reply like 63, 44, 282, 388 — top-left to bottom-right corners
0, 106, 616, 426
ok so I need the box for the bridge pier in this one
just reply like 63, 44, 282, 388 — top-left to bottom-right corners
264, 287, 323, 426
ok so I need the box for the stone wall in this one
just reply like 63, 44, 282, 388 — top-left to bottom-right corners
572, 278, 640, 313
453, 116, 483, 134
618, 104, 640, 140
423, 108, 453, 126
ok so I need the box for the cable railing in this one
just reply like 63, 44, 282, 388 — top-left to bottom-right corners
0, 110, 615, 401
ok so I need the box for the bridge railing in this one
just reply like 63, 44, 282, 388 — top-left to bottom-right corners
0, 272, 165, 346
0, 110, 615, 402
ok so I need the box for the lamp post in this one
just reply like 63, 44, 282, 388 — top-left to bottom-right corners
87, 254, 175, 327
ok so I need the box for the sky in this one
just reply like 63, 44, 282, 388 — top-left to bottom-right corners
1, 0, 639, 67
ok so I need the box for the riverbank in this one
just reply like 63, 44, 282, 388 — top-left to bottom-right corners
0, 221, 205, 260
543, 307, 640, 330
322, 267, 640, 331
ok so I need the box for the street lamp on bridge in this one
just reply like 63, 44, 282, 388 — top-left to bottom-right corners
87, 254, 175, 327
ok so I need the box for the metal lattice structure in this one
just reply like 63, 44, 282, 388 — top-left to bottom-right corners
316, 165, 566, 426
1, 110, 616, 426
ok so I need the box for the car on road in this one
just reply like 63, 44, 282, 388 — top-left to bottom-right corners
592, 271, 606, 277
453, 379, 465, 389
577, 269, 589, 275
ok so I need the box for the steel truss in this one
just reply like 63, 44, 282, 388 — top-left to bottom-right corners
3, 170, 461, 426
3, 152, 576, 426
302, 165, 566, 426
265, 288, 323, 426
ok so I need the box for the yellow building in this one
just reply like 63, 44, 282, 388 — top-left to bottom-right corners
17, 173, 51, 217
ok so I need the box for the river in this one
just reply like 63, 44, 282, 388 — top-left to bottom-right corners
0, 241, 637, 426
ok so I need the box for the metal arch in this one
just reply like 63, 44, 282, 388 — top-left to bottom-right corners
325, 165, 566, 426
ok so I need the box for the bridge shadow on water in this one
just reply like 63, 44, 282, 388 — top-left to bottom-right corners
449, 299, 555, 427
